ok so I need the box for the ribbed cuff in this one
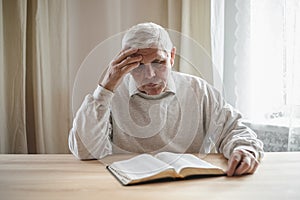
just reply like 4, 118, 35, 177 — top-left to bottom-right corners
92, 85, 114, 105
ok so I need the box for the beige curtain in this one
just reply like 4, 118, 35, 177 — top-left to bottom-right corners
179, 0, 212, 83
1, 0, 211, 154
0, 0, 70, 153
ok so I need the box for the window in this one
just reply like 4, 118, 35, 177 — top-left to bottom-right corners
212, 0, 300, 151
249, 0, 300, 125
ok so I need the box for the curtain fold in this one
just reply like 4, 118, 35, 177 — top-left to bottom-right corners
179, 0, 213, 85
210, 0, 224, 94
29, 0, 69, 153
0, 0, 28, 153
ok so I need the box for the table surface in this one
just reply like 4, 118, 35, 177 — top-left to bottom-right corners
0, 152, 300, 200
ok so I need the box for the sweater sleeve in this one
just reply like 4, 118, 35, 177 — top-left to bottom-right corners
203, 84, 264, 160
68, 85, 113, 160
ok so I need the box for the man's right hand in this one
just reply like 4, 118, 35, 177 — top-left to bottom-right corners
99, 48, 142, 92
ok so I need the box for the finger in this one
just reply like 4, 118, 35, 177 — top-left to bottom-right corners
237, 149, 259, 174
113, 48, 139, 65
227, 152, 242, 177
234, 156, 252, 175
248, 158, 259, 174
116, 55, 142, 69
121, 62, 140, 74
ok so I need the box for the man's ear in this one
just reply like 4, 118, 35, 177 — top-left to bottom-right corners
170, 47, 176, 67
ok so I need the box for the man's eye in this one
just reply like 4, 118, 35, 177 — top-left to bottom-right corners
152, 60, 165, 64
152, 62, 165, 69
139, 64, 146, 69
133, 64, 145, 72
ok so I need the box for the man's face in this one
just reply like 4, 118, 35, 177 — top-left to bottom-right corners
130, 48, 174, 95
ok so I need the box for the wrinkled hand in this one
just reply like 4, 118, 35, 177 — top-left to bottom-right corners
100, 48, 142, 92
227, 149, 259, 176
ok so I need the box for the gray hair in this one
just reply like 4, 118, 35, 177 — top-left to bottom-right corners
122, 22, 173, 52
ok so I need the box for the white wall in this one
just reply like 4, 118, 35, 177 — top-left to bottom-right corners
68, 0, 211, 113
68, 0, 177, 113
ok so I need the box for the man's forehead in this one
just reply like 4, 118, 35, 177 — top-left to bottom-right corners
136, 48, 168, 59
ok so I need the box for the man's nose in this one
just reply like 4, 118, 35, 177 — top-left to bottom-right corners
144, 64, 155, 78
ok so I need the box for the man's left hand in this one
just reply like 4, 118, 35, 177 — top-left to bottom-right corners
227, 149, 259, 176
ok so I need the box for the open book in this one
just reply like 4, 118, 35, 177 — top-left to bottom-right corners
107, 152, 226, 185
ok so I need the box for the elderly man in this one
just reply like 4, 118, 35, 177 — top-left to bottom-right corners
69, 22, 263, 176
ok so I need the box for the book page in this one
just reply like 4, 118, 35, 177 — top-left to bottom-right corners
109, 154, 174, 181
154, 152, 223, 174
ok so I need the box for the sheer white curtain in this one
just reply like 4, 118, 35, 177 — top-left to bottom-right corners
211, 0, 300, 151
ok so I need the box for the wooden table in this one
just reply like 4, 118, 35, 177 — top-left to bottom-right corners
0, 152, 299, 200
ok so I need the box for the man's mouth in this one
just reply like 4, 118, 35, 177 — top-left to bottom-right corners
144, 83, 159, 87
